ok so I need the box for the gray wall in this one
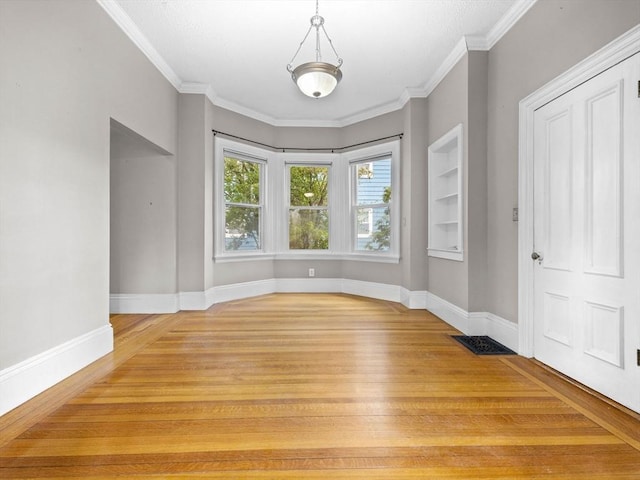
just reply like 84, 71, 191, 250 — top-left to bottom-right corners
400, 98, 429, 292
0, 0, 178, 369
426, 55, 470, 310
466, 52, 488, 313
177, 94, 208, 293
486, 0, 640, 321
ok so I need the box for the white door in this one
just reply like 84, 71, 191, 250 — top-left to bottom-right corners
533, 53, 640, 413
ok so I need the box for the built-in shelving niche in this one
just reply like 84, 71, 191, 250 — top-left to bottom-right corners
428, 123, 463, 261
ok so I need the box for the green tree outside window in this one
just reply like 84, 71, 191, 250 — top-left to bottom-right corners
224, 155, 261, 251
289, 165, 329, 250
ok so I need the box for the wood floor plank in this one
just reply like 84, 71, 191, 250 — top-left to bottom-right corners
1, 293, 639, 478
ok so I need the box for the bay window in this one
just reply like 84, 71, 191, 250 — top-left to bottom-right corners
215, 136, 399, 262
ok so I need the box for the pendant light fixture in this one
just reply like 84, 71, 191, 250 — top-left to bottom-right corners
287, 0, 343, 99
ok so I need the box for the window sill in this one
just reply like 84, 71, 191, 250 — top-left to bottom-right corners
214, 252, 400, 264
213, 253, 275, 263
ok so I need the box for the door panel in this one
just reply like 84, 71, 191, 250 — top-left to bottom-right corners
533, 53, 639, 413
544, 109, 573, 271
584, 80, 623, 277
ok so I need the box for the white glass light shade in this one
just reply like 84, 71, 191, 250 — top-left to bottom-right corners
291, 62, 342, 98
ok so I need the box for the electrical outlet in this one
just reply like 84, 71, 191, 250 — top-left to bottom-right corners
308, 268, 315, 277
512, 207, 519, 222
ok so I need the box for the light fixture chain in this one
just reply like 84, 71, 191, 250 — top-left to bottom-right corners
287, 24, 314, 72
320, 24, 342, 66
315, 21, 321, 62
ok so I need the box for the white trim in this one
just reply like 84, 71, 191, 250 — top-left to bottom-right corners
485, 312, 520, 353
96, 0, 181, 89
333, 98, 409, 129
426, 291, 473, 334
484, 0, 537, 50
427, 123, 464, 261
340, 279, 403, 303
109, 293, 179, 314
518, 25, 640, 358
401, 289, 428, 310
426, 292, 519, 352
180, 82, 216, 101
212, 279, 277, 305
421, 37, 469, 99
111, 280, 419, 313
0, 325, 113, 416
170, 279, 429, 313
178, 290, 210, 311
465, 35, 490, 51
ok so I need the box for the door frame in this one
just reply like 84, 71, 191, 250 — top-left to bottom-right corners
517, 25, 640, 357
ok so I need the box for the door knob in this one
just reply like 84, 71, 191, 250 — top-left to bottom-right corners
531, 251, 543, 263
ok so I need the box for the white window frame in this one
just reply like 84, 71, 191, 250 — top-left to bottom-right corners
277, 153, 340, 258
214, 137, 399, 263
344, 141, 400, 262
214, 137, 272, 261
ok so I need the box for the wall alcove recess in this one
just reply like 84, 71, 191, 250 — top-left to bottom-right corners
428, 123, 463, 261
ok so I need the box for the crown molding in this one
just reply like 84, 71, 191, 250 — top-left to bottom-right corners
99, 0, 537, 128
421, 36, 469, 98
485, 0, 537, 49
179, 82, 211, 96
335, 97, 409, 127
96, 0, 181, 89
212, 96, 342, 128
465, 35, 490, 51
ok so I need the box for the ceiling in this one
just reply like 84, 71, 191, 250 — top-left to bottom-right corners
100, 0, 535, 127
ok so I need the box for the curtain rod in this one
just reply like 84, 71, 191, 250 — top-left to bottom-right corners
212, 129, 403, 153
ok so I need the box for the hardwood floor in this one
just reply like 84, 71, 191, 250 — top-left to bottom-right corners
1, 293, 639, 478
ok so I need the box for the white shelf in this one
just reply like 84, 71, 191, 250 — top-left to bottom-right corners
428, 124, 463, 262
438, 166, 459, 178
435, 192, 458, 202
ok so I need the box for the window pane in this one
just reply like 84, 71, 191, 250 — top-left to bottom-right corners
356, 158, 391, 205
357, 208, 373, 237
290, 166, 328, 206
356, 206, 390, 252
225, 206, 261, 251
289, 208, 329, 250
224, 156, 260, 204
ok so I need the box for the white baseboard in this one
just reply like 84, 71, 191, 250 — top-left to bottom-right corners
402, 289, 428, 309
0, 324, 113, 416
426, 291, 472, 333
484, 312, 519, 353
341, 279, 403, 302
426, 291, 519, 353
109, 293, 179, 313
112, 279, 429, 314
179, 279, 429, 312
213, 279, 277, 305
178, 290, 210, 311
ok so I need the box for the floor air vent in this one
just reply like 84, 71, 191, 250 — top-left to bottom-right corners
452, 335, 516, 355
